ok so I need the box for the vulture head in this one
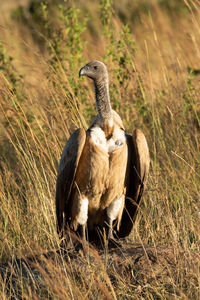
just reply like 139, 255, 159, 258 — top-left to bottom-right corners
79, 60, 108, 83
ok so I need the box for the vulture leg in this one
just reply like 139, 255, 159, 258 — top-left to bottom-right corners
73, 223, 88, 254
76, 224, 88, 254
106, 197, 124, 244
80, 224, 86, 241
107, 217, 114, 240
106, 217, 122, 248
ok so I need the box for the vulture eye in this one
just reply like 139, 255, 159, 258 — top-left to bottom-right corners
94, 66, 98, 70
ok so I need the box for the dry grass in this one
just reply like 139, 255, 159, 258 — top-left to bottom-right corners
0, 0, 200, 298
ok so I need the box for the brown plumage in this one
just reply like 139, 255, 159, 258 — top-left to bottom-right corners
56, 60, 150, 244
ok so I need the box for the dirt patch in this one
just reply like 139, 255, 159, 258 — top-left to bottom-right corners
1, 242, 199, 298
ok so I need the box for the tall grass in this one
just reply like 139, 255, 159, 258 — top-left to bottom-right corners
0, 0, 200, 298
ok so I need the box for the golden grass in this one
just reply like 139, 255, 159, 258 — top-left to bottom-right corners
0, 0, 200, 298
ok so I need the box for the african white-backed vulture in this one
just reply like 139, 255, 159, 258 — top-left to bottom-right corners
56, 60, 150, 245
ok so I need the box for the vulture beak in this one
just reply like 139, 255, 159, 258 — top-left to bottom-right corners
79, 65, 88, 77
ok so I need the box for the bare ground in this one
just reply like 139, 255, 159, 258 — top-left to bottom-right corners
0, 242, 199, 298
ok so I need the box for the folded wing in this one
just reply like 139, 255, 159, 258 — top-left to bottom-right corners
117, 129, 150, 238
56, 128, 86, 234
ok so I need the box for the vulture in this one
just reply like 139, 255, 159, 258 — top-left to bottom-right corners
56, 60, 150, 246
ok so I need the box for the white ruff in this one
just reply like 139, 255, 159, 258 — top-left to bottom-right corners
77, 198, 89, 225
90, 127, 107, 151
90, 126, 126, 153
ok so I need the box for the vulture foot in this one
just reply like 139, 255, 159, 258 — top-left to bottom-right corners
74, 242, 88, 256
108, 238, 122, 249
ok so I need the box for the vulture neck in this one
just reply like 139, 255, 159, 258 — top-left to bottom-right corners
94, 78, 113, 136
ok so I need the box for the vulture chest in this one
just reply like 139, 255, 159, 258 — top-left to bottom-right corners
72, 125, 128, 227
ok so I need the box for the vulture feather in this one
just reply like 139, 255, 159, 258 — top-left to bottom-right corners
56, 60, 150, 245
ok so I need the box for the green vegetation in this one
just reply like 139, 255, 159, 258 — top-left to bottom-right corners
0, 0, 199, 298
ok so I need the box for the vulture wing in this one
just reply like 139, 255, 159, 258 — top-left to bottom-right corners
117, 129, 150, 238
56, 128, 86, 234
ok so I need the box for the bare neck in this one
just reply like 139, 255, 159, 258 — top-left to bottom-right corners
94, 78, 113, 126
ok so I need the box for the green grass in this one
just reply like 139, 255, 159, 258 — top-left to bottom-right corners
0, 0, 200, 298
